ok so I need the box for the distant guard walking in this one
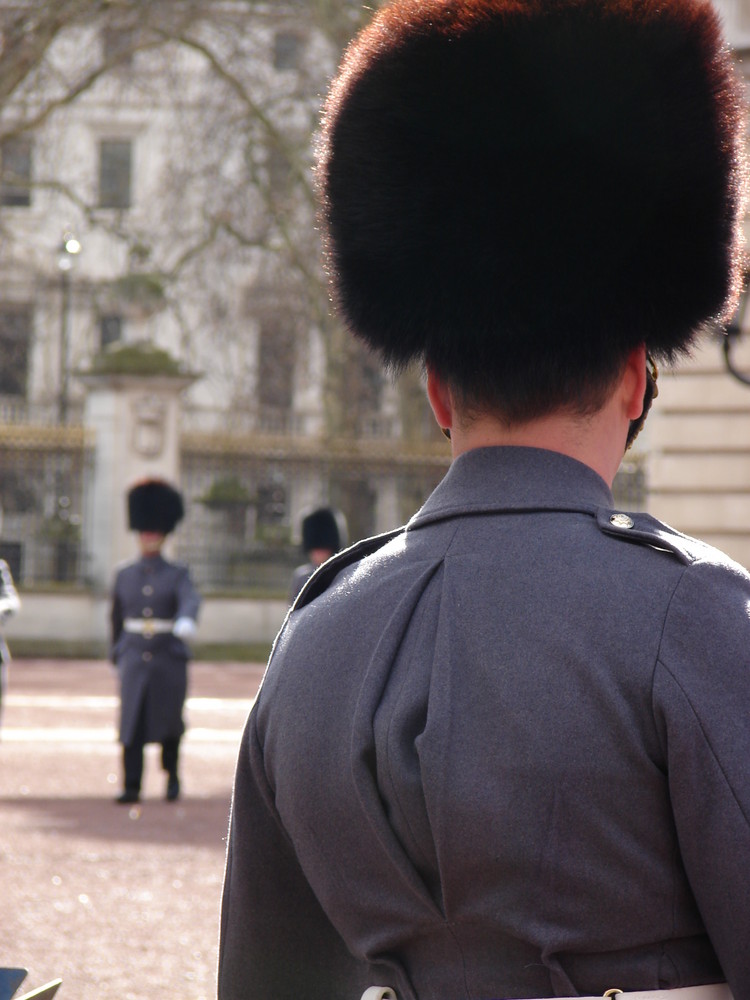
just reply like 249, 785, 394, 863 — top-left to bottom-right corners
111, 479, 200, 804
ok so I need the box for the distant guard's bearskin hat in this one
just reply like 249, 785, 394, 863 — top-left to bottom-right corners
128, 479, 184, 535
319, 0, 747, 419
302, 507, 345, 553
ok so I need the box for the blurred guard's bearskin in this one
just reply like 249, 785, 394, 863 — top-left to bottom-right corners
289, 506, 347, 603
302, 507, 345, 554
128, 479, 184, 535
319, 0, 747, 421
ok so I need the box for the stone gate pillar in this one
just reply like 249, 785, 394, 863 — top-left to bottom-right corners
78, 370, 197, 591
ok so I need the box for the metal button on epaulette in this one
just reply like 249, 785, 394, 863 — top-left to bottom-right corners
610, 513, 634, 529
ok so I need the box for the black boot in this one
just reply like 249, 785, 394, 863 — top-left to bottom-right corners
162, 736, 181, 801
116, 787, 140, 804
166, 774, 180, 801
121, 742, 144, 803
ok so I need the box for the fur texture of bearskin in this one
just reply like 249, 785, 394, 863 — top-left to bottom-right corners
128, 479, 184, 534
302, 507, 343, 553
318, 0, 747, 418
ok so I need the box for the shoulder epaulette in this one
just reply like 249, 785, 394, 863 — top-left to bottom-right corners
294, 507, 707, 610
293, 526, 405, 609
596, 507, 708, 565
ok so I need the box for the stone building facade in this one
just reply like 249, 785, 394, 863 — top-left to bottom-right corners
647, 0, 750, 567
0, 1, 449, 602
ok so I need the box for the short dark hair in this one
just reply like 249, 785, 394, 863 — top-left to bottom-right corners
319, 0, 747, 421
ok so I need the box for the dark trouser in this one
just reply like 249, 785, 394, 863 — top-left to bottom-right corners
0, 657, 6, 724
122, 698, 181, 793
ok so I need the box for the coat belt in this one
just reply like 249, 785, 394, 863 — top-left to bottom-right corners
360, 986, 733, 1000
530, 986, 733, 1000
123, 617, 174, 637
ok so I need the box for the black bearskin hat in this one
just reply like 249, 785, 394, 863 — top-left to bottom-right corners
319, 0, 747, 419
302, 507, 345, 553
127, 479, 184, 534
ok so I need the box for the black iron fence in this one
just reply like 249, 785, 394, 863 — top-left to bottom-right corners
0, 419, 647, 594
0, 424, 89, 587
177, 429, 451, 596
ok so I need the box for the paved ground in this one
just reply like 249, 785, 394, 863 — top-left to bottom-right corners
0, 659, 265, 1000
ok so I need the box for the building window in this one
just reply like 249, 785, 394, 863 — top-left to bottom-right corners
256, 477, 287, 526
268, 147, 292, 196
99, 139, 132, 209
0, 138, 32, 207
331, 477, 377, 543
102, 26, 137, 67
258, 318, 295, 412
613, 456, 647, 511
344, 341, 383, 417
0, 305, 31, 395
99, 314, 123, 350
273, 31, 302, 71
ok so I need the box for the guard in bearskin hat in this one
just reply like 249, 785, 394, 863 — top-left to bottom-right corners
220, 2, 749, 997
111, 478, 200, 803
288, 506, 347, 603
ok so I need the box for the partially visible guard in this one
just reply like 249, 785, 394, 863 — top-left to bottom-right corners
0, 557, 21, 726
289, 506, 347, 604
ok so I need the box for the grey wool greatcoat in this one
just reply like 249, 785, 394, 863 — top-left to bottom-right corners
111, 554, 200, 746
219, 447, 750, 1000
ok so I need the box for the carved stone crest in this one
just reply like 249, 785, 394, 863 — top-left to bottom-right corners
131, 394, 167, 457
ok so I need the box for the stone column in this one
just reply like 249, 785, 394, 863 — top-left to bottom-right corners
78, 372, 196, 591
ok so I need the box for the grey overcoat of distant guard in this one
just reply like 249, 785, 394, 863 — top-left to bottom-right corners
111, 555, 200, 746
111, 477, 200, 803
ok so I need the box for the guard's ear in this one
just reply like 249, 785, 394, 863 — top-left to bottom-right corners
624, 344, 648, 421
426, 366, 453, 434
625, 345, 660, 450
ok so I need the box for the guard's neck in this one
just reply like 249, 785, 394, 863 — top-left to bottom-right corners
449, 402, 627, 488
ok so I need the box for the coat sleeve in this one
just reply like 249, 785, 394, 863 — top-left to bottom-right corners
653, 560, 750, 995
175, 566, 201, 622
110, 572, 124, 661
218, 709, 371, 1000
0, 559, 20, 619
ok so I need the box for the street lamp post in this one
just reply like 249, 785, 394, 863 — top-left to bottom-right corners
720, 271, 750, 386
57, 232, 81, 424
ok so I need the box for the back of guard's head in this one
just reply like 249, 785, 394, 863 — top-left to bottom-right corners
318, 0, 747, 421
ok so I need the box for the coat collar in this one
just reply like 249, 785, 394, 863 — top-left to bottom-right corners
409, 446, 614, 529
294, 448, 617, 609
137, 552, 168, 570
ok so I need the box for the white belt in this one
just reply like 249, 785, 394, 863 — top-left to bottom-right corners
123, 617, 173, 637
361, 986, 732, 1000
533, 987, 733, 1000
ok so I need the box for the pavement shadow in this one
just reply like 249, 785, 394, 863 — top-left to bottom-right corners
0, 793, 233, 849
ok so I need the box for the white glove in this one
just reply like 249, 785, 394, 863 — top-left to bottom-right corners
0, 596, 20, 620
172, 617, 197, 640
